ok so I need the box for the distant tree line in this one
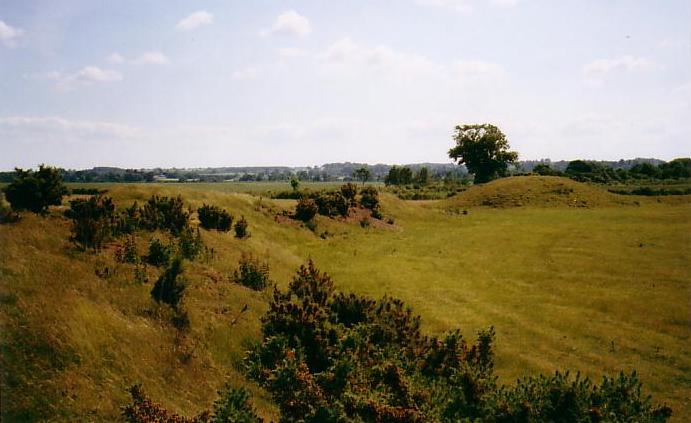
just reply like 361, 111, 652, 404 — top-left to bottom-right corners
533, 158, 691, 183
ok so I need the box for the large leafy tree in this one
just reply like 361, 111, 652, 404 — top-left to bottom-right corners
4, 164, 69, 214
448, 124, 518, 183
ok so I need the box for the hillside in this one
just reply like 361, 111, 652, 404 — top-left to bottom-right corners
444, 175, 635, 208
1, 182, 690, 421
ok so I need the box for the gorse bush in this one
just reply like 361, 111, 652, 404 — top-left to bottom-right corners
122, 384, 261, 423
233, 254, 271, 291
4, 165, 68, 214
177, 227, 204, 260
146, 238, 172, 267
151, 257, 187, 310
65, 195, 118, 250
198, 204, 233, 231
340, 182, 358, 206
140, 195, 190, 235
360, 186, 381, 219
294, 198, 318, 222
234, 216, 249, 238
313, 191, 349, 217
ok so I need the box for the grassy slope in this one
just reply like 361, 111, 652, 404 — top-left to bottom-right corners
1, 177, 689, 421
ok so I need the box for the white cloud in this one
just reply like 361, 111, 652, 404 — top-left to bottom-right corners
0, 20, 24, 46
106, 52, 125, 64
232, 66, 260, 80
43, 66, 123, 90
490, 0, 521, 7
582, 55, 660, 81
262, 10, 311, 37
176, 10, 214, 31
414, 0, 473, 13
132, 51, 170, 65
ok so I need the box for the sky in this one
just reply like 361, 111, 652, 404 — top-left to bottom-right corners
0, 0, 689, 170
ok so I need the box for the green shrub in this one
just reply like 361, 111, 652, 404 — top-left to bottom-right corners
233, 254, 271, 291
360, 186, 382, 219
4, 165, 68, 214
294, 198, 318, 222
140, 195, 190, 235
65, 195, 117, 250
198, 204, 233, 231
146, 238, 172, 267
177, 227, 204, 260
212, 385, 263, 423
122, 384, 210, 423
340, 183, 358, 206
313, 191, 349, 217
151, 258, 187, 310
234, 216, 249, 238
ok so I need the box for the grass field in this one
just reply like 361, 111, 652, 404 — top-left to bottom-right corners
1, 177, 689, 421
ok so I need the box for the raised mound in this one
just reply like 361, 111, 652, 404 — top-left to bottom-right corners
444, 176, 632, 208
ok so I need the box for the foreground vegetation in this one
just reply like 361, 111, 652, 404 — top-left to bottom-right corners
1, 177, 689, 421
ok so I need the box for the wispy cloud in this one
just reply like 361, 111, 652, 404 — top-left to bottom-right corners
176, 10, 214, 31
261, 10, 311, 37
0, 20, 24, 46
582, 55, 660, 82
33, 67, 123, 90
106, 51, 170, 65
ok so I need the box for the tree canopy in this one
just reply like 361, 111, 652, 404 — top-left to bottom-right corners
448, 124, 518, 183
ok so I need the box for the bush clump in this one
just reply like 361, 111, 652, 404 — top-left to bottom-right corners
294, 198, 318, 222
65, 195, 118, 250
313, 191, 349, 217
140, 195, 190, 235
233, 254, 271, 291
0, 193, 20, 224
115, 235, 139, 264
360, 186, 382, 219
234, 216, 249, 238
177, 227, 204, 260
3, 165, 68, 214
198, 204, 233, 231
146, 238, 172, 267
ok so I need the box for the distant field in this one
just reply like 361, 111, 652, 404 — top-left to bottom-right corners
1, 177, 689, 421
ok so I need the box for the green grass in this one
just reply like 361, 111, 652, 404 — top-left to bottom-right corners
1, 177, 689, 421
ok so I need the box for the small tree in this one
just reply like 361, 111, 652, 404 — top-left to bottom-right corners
197, 204, 233, 231
290, 177, 300, 192
233, 254, 271, 291
353, 166, 371, 186
65, 195, 117, 250
448, 124, 518, 184
4, 165, 68, 214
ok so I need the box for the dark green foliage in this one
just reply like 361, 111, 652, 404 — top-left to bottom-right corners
4, 165, 69, 214
65, 195, 117, 250
565, 160, 618, 183
146, 238, 172, 267
294, 198, 319, 222
385, 166, 413, 185
212, 385, 263, 423
485, 371, 672, 422
234, 216, 249, 238
115, 201, 142, 235
233, 254, 271, 291
415, 167, 430, 185
360, 186, 381, 219
659, 158, 691, 179
290, 177, 300, 192
151, 258, 187, 310
177, 227, 204, 260
448, 124, 518, 183
140, 195, 190, 235
198, 204, 233, 231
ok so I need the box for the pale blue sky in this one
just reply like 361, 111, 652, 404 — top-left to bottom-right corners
0, 0, 689, 169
